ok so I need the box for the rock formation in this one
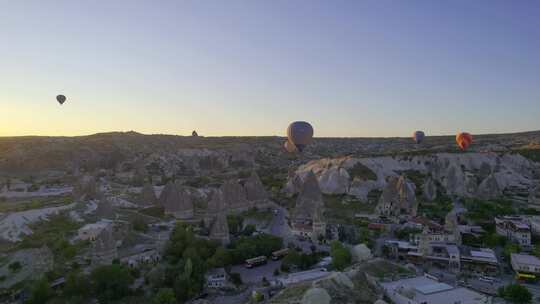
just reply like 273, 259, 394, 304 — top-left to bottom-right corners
422, 177, 437, 202
476, 174, 502, 200
318, 167, 350, 194
159, 181, 194, 219
137, 183, 157, 207
375, 175, 417, 217
293, 171, 324, 221
92, 225, 117, 266
243, 171, 268, 202
73, 175, 99, 201
289, 152, 538, 202
221, 180, 250, 212
95, 198, 115, 220
352, 244, 372, 263
301, 288, 331, 304
209, 211, 230, 245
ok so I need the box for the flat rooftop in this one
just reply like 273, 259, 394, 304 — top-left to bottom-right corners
382, 276, 488, 304
512, 253, 540, 266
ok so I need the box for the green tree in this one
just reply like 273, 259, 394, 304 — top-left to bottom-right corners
8, 261, 22, 273
90, 264, 134, 303
532, 244, 540, 258
503, 243, 521, 260
498, 284, 532, 303
173, 257, 206, 303
153, 288, 177, 304
230, 272, 243, 286
132, 216, 148, 233
330, 241, 352, 271
208, 247, 232, 268
64, 271, 91, 299
227, 215, 244, 236
27, 278, 54, 304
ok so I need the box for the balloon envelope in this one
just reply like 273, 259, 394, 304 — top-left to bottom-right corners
56, 95, 66, 105
287, 121, 314, 152
284, 140, 298, 153
456, 132, 473, 150
413, 131, 425, 144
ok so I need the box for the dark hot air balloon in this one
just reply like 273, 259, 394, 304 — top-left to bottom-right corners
287, 121, 314, 152
413, 131, 425, 144
456, 132, 473, 150
56, 95, 66, 105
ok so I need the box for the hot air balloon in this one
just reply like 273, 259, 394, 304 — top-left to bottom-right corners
287, 121, 314, 152
284, 140, 297, 153
56, 95, 66, 105
413, 131, 425, 144
456, 132, 473, 150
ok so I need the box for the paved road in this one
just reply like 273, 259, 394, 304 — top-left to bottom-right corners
231, 260, 283, 284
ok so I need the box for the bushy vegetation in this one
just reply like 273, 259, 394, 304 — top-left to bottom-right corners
139, 206, 165, 218
226, 234, 283, 265
347, 162, 377, 181
324, 194, 375, 224
395, 227, 422, 241
132, 216, 148, 233
161, 223, 218, 302
91, 264, 134, 302
515, 149, 540, 163
498, 284, 532, 303
330, 241, 351, 271
257, 167, 288, 191
18, 214, 86, 267
281, 250, 322, 271
417, 195, 453, 222
463, 198, 515, 223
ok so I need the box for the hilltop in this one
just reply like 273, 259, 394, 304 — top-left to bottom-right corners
1, 130, 539, 175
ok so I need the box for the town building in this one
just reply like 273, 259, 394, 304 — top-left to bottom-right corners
386, 239, 499, 276
511, 253, 540, 280
495, 216, 531, 248
119, 246, 160, 268
381, 275, 490, 304
460, 248, 499, 276
77, 220, 113, 241
527, 216, 540, 236
205, 268, 230, 289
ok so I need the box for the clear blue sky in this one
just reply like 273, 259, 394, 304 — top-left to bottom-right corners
1, 0, 539, 137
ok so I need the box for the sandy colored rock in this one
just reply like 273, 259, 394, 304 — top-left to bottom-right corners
138, 183, 157, 207
159, 181, 194, 219
375, 175, 417, 217
422, 177, 437, 202
352, 244, 373, 263
243, 171, 268, 202
301, 288, 331, 304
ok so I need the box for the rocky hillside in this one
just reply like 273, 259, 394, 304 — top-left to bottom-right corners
270, 259, 407, 304
1, 130, 540, 176
286, 152, 540, 205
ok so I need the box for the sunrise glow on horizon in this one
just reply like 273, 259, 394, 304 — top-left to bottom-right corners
1, 1, 539, 138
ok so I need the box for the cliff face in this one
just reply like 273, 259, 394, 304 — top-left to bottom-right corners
158, 181, 194, 219
286, 153, 540, 202
293, 171, 324, 221
375, 175, 417, 217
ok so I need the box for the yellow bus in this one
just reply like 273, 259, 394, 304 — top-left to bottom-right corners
245, 256, 267, 268
271, 248, 289, 260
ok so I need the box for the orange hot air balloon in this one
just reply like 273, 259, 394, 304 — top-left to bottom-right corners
284, 140, 298, 153
456, 132, 473, 150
